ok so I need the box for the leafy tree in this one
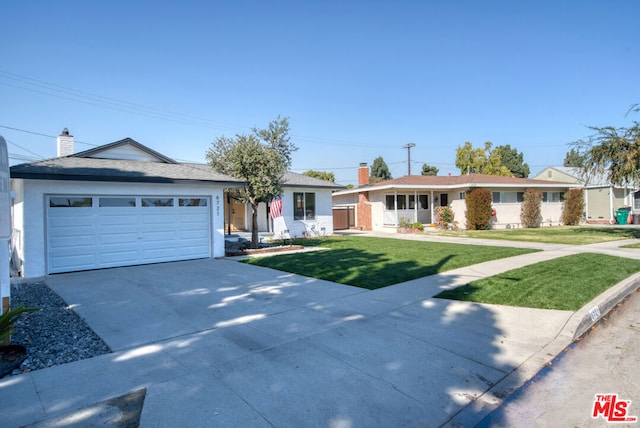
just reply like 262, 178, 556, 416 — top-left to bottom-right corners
520, 189, 543, 228
206, 116, 296, 248
370, 156, 392, 184
563, 148, 585, 168
494, 144, 530, 178
574, 119, 640, 186
303, 170, 335, 182
562, 189, 584, 225
465, 188, 493, 230
421, 164, 439, 176
455, 142, 511, 176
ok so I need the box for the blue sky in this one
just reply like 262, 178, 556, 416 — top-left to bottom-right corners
1, 1, 638, 185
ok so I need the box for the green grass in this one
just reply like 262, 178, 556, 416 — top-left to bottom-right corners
620, 242, 640, 249
243, 236, 538, 290
435, 253, 640, 310
435, 226, 640, 245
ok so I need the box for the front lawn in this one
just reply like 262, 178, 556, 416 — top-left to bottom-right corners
435, 226, 640, 245
435, 253, 640, 310
243, 236, 538, 290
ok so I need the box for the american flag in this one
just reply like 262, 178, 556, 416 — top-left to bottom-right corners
270, 196, 283, 219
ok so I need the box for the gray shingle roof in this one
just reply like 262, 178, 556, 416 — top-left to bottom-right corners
10, 138, 344, 190
187, 164, 344, 189
10, 157, 243, 184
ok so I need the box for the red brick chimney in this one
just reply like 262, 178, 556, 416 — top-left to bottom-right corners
358, 162, 369, 186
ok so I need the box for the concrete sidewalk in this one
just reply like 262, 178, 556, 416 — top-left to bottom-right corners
2, 235, 639, 427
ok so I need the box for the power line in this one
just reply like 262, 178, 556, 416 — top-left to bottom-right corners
0, 124, 97, 147
5, 138, 43, 158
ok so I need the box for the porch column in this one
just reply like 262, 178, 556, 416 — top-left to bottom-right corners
414, 190, 418, 223
394, 190, 398, 226
430, 190, 435, 225
584, 187, 589, 222
609, 185, 614, 223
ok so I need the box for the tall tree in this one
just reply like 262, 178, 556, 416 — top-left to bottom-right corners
563, 148, 586, 168
421, 164, 439, 176
574, 118, 640, 186
455, 141, 511, 176
303, 170, 335, 182
206, 116, 296, 248
370, 156, 392, 184
494, 144, 530, 178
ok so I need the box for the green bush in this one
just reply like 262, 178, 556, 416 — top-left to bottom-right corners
435, 206, 455, 229
562, 189, 584, 225
1, 305, 39, 343
412, 222, 424, 231
465, 188, 492, 230
398, 217, 412, 229
520, 188, 543, 228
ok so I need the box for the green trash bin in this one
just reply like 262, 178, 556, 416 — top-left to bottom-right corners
616, 210, 628, 225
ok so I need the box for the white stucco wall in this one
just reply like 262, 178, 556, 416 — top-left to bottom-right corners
269, 188, 335, 238
452, 197, 564, 229
11, 179, 226, 278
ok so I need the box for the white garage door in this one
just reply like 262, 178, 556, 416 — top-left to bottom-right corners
47, 195, 211, 274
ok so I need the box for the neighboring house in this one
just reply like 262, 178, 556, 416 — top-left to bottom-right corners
534, 166, 637, 224
10, 130, 339, 277
332, 163, 576, 231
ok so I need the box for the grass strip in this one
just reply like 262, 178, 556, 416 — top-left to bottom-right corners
243, 236, 538, 290
435, 226, 640, 245
435, 253, 640, 310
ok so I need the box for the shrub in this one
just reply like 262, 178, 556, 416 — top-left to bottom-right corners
412, 222, 424, 231
520, 188, 543, 228
562, 189, 584, 225
398, 217, 412, 229
465, 188, 492, 230
435, 206, 455, 229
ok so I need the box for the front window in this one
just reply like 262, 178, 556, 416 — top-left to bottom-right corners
635, 191, 640, 210
492, 191, 525, 204
294, 192, 315, 220
543, 192, 563, 203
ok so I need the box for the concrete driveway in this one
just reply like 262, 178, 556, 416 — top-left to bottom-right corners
4, 256, 579, 427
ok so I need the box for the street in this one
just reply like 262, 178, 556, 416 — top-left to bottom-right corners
479, 288, 640, 427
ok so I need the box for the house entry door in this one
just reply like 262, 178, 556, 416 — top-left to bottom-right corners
229, 197, 246, 231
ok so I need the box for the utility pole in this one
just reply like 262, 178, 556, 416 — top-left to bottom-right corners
402, 143, 416, 175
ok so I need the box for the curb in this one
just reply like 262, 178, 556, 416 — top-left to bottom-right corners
568, 272, 640, 340
444, 272, 640, 427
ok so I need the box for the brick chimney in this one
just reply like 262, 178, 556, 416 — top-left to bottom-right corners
358, 162, 369, 186
57, 128, 74, 157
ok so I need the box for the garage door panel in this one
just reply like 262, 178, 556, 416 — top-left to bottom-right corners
99, 250, 140, 264
50, 254, 97, 272
49, 235, 97, 248
99, 232, 139, 245
47, 195, 211, 273
179, 245, 210, 257
48, 216, 95, 228
142, 231, 178, 242
142, 247, 178, 262
178, 230, 208, 239
48, 225, 96, 238
97, 214, 138, 226
141, 213, 176, 224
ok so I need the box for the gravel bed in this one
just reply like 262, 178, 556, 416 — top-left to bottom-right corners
7, 281, 111, 376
